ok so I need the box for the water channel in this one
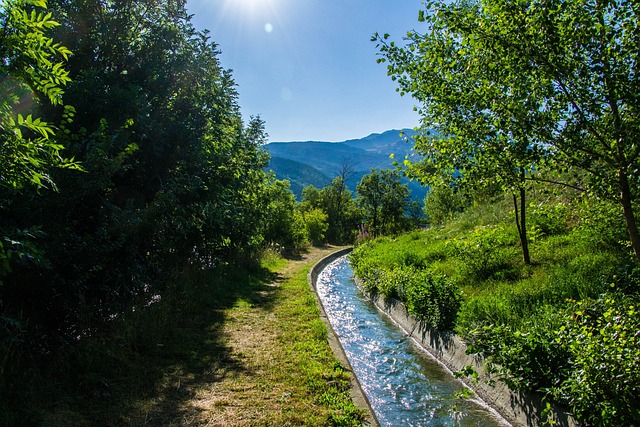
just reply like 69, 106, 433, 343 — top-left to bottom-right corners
316, 256, 510, 427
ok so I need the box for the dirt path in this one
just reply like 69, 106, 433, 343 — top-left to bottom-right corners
146, 245, 356, 426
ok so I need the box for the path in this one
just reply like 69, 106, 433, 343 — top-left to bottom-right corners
141, 244, 359, 426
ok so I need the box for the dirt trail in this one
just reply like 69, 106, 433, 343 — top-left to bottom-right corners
163, 245, 348, 426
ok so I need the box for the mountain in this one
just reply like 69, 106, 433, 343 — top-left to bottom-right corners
267, 157, 332, 197
265, 129, 428, 201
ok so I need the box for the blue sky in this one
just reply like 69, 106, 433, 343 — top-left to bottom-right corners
186, 0, 424, 142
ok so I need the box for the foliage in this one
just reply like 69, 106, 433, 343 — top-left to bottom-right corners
553, 294, 640, 426
423, 184, 469, 225
304, 208, 329, 246
299, 179, 361, 244
376, 0, 640, 263
453, 225, 518, 281
351, 247, 462, 331
0, 0, 82, 282
261, 178, 308, 250
0, 0, 78, 190
465, 308, 573, 393
0, 0, 282, 408
405, 270, 461, 330
356, 168, 413, 236
467, 294, 640, 427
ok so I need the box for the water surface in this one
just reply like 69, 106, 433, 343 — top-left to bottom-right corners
316, 256, 509, 427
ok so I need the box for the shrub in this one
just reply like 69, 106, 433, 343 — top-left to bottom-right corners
528, 202, 570, 237
455, 226, 517, 281
304, 208, 329, 245
466, 295, 640, 427
405, 271, 461, 330
465, 307, 572, 392
554, 295, 640, 426
423, 184, 468, 225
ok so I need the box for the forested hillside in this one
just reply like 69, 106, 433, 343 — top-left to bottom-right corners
265, 129, 428, 201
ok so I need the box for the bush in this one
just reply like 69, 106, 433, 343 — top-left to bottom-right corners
351, 249, 462, 331
466, 295, 640, 427
465, 307, 572, 392
423, 184, 468, 225
304, 208, 329, 245
405, 271, 461, 330
455, 225, 517, 281
528, 202, 570, 238
554, 295, 640, 426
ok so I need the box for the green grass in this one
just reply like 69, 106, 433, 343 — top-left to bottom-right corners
351, 193, 633, 335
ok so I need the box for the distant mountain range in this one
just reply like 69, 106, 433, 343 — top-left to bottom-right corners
264, 129, 428, 201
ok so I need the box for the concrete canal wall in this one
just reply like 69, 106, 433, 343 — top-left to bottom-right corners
364, 291, 579, 427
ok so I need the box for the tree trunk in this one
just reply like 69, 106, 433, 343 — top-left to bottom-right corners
513, 180, 531, 265
619, 169, 640, 264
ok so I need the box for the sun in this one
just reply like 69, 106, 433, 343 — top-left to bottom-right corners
221, 0, 282, 33
230, 0, 275, 11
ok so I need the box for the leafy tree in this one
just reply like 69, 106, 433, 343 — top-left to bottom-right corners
0, 0, 76, 189
303, 208, 329, 246
375, 1, 555, 264
423, 184, 468, 225
1, 0, 272, 349
0, 0, 79, 280
299, 180, 360, 243
356, 168, 411, 236
376, 0, 640, 264
261, 177, 307, 249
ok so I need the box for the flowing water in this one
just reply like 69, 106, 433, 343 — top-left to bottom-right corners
316, 256, 510, 427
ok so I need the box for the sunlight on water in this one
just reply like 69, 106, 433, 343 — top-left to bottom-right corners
316, 256, 510, 427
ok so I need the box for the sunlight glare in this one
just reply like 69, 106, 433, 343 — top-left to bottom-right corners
230, 0, 276, 12
221, 0, 283, 32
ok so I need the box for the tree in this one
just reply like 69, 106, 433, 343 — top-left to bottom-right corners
376, 0, 640, 264
261, 177, 307, 249
0, 0, 75, 189
304, 208, 329, 246
324, 159, 357, 242
299, 180, 360, 244
0, 0, 79, 279
1, 0, 273, 348
375, 1, 556, 264
356, 168, 411, 236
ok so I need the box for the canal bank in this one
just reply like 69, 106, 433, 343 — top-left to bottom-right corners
363, 286, 578, 427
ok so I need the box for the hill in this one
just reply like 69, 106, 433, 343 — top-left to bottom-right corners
268, 157, 332, 197
265, 129, 427, 200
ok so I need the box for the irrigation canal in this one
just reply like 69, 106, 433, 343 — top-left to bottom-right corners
316, 255, 510, 427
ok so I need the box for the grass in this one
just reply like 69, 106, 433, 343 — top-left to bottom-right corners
2, 246, 365, 426
351, 193, 634, 335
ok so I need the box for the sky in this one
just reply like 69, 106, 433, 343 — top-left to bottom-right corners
186, 0, 425, 142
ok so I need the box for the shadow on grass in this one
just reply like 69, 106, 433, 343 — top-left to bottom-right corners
126, 265, 283, 425
6, 263, 285, 426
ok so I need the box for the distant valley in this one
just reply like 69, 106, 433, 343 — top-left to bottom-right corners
265, 129, 428, 201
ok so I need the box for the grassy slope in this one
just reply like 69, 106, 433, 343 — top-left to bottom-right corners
351, 194, 631, 335
6, 246, 365, 426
